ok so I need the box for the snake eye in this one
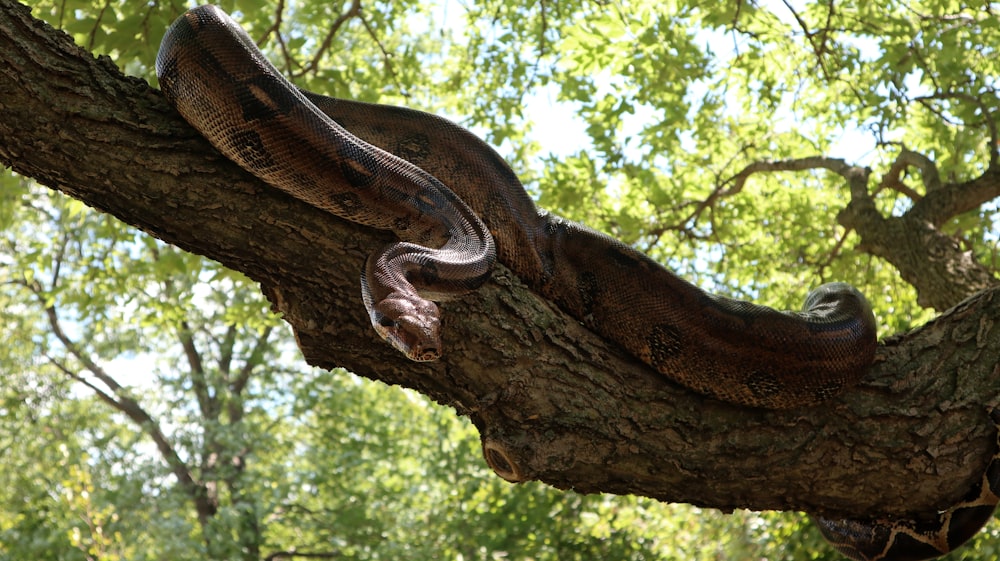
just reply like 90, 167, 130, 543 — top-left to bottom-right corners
378, 317, 397, 328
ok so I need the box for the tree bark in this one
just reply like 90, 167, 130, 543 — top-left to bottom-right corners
2, 0, 999, 522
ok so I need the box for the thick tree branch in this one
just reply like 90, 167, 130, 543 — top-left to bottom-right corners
910, 164, 1000, 228
879, 144, 1000, 230
2, 0, 1000, 523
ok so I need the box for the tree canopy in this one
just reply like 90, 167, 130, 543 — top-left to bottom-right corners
0, 0, 998, 560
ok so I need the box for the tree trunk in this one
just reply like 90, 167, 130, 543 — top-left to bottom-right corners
1, 0, 999, 522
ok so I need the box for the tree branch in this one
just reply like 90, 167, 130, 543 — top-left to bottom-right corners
913, 89, 1000, 168
179, 320, 216, 419
779, 0, 831, 82
879, 145, 939, 200
298, 0, 362, 77
727, 155, 999, 310
25, 284, 219, 526
2, 0, 999, 523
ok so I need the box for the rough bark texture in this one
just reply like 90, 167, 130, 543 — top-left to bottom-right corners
839, 165, 1000, 312
2, 0, 1000, 523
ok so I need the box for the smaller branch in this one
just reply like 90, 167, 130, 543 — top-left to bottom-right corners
57, 0, 67, 29
179, 320, 216, 419
779, 0, 831, 82
257, 0, 298, 74
38, 296, 124, 395
270, 1, 317, 80
906, 40, 942, 94
722, 156, 878, 243
138, 3, 156, 45
228, 326, 273, 427
537, 0, 548, 58
86, 0, 111, 52
723, 156, 861, 196
911, 88, 995, 162
232, 326, 273, 398
728, 1, 746, 56
640, 219, 711, 255
793, 225, 855, 278
45, 352, 121, 409
915, 90, 1000, 168
822, 228, 851, 269
879, 177, 922, 203
680, 145, 759, 225
299, 0, 362, 77
219, 323, 237, 379
26, 288, 218, 526
821, 0, 835, 51
49, 229, 70, 291
255, 0, 287, 45
675, 155, 872, 247
357, 10, 405, 94
879, 145, 941, 201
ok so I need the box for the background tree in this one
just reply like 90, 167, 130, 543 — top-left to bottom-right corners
1, 0, 999, 560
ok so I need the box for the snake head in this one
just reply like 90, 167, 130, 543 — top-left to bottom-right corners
368, 293, 443, 362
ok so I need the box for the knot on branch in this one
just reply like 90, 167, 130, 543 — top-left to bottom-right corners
483, 439, 528, 482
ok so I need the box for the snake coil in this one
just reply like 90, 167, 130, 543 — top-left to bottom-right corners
156, 6, 998, 559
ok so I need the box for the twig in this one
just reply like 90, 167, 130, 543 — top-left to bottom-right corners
301, 0, 362, 77
880, 145, 941, 200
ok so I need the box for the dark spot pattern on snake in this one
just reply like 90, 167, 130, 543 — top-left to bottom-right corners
647, 323, 683, 364
745, 370, 782, 399
327, 192, 362, 215
947, 505, 996, 544
812, 380, 845, 403
192, 47, 229, 86
337, 145, 378, 187
576, 271, 599, 317
238, 74, 298, 122
225, 129, 274, 170
393, 133, 432, 163
392, 215, 412, 232
156, 57, 180, 91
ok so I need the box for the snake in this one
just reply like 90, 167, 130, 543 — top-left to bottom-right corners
155, 5, 997, 559
814, 408, 1000, 561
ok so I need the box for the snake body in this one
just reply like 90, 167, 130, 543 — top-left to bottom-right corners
157, 5, 496, 362
814, 408, 1000, 561
156, 6, 996, 559
157, 5, 877, 410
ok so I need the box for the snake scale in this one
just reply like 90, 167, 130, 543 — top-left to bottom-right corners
156, 6, 998, 559
814, 408, 1000, 561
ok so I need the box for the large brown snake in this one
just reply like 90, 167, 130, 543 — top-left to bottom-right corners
157, 6, 998, 559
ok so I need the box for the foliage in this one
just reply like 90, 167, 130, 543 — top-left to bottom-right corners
2, 0, 999, 560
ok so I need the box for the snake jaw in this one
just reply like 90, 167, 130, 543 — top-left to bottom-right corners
369, 294, 443, 362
